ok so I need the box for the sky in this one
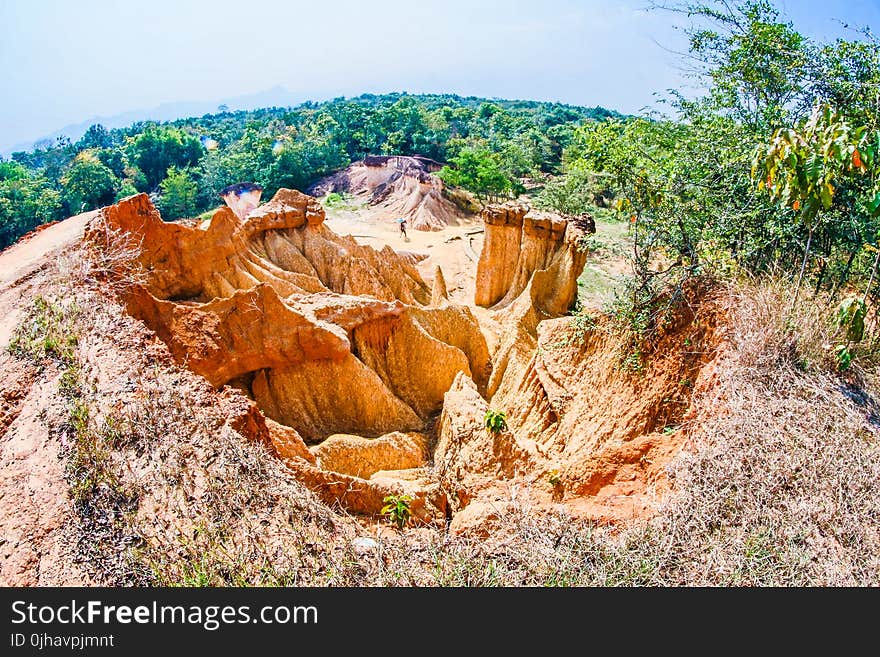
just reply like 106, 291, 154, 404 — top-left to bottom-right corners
0, 0, 878, 153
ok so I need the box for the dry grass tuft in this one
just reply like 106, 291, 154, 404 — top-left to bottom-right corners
59, 216, 147, 296
728, 277, 831, 372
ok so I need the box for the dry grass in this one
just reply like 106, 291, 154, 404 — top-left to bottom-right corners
729, 277, 833, 372
650, 280, 880, 585
329, 499, 668, 586
58, 216, 147, 296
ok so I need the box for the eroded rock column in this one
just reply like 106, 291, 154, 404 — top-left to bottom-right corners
474, 204, 527, 307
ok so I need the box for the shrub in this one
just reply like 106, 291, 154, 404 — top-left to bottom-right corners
484, 409, 508, 433
833, 296, 867, 371
381, 494, 413, 530
836, 296, 866, 343
324, 192, 345, 207
835, 344, 853, 371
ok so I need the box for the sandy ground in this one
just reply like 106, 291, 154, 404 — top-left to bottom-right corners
0, 212, 95, 288
324, 208, 509, 347
326, 209, 482, 298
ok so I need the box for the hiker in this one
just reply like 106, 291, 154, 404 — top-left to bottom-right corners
399, 218, 408, 239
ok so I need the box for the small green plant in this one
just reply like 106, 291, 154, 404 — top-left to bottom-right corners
548, 469, 562, 486
8, 295, 79, 364
484, 409, 508, 434
833, 296, 868, 372
381, 494, 413, 530
577, 234, 604, 255
569, 309, 599, 341
836, 296, 867, 343
58, 363, 82, 398
324, 192, 345, 207
835, 344, 853, 371
620, 348, 645, 373
196, 207, 221, 221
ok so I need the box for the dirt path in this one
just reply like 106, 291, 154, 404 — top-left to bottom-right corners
0, 363, 94, 585
0, 212, 95, 351
0, 212, 97, 586
0, 211, 95, 288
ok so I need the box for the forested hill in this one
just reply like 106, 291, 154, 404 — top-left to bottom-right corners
0, 93, 620, 248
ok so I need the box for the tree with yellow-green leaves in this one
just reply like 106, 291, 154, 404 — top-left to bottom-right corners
60, 150, 119, 214
158, 167, 198, 221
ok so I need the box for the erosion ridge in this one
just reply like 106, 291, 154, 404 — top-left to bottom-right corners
308, 155, 467, 231
83, 189, 719, 527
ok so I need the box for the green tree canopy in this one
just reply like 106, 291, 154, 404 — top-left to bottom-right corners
158, 167, 198, 220
438, 148, 516, 203
0, 166, 63, 248
60, 151, 120, 214
0, 93, 613, 248
129, 126, 204, 190
76, 124, 115, 150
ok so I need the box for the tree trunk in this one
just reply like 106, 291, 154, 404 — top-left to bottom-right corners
831, 247, 859, 299
813, 258, 827, 297
791, 226, 813, 312
862, 247, 880, 307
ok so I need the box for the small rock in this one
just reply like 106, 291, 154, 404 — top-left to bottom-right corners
351, 537, 379, 555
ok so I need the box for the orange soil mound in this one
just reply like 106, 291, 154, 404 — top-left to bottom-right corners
309, 156, 468, 231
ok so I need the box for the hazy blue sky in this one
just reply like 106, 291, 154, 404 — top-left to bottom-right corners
1, 0, 877, 152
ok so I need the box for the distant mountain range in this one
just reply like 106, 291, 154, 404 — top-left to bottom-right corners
2, 86, 305, 156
